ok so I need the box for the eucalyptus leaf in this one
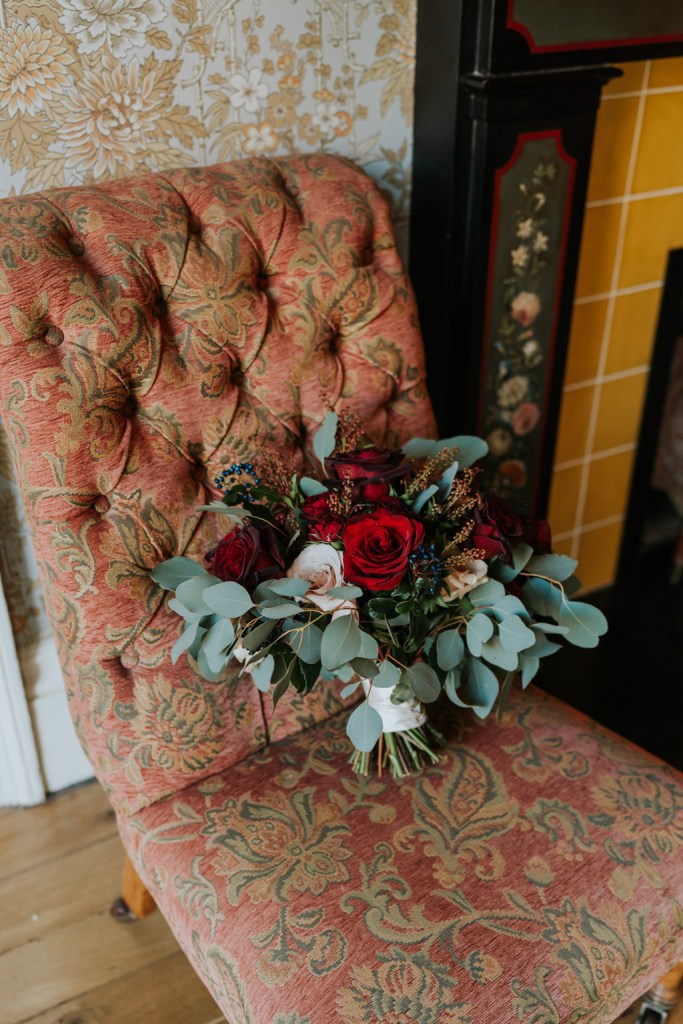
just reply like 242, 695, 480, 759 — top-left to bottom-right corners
346, 699, 383, 752
519, 653, 540, 688
268, 578, 311, 597
251, 654, 274, 692
402, 662, 441, 703
196, 502, 252, 517
151, 556, 205, 591
196, 645, 221, 682
401, 435, 488, 467
299, 476, 329, 496
259, 601, 303, 619
177, 574, 221, 614
491, 595, 529, 620
313, 411, 338, 463
531, 622, 569, 635
526, 553, 578, 582
340, 681, 361, 699
498, 615, 536, 654
320, 612, 362, 670
374, 660, 401, 688
466, 613, 494, 657
558, 599, 608, 649
188, 624, 207, 661
480, 636, 519, 672
203, 581, 253, 619
287, 622, 323, 663
492, 543, 533, 583
412, 484, 438, 513
241, 618, 277, 652
469, 579, 506, 608
358, 630, 379, 660
436, 629, 465, 671
522, 577, 562, 620
437, 459, 459, 499
461, 658, 500, 718
168, 597, 201, 622
350, 657, 380, 678
444, 665, 466, 706
203, 618, 235, 672
171, 619, 199, 665
328, 585, 364, 600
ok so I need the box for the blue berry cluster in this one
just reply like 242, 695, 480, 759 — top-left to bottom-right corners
409, 542, 444, 595
213, 462, 260, 502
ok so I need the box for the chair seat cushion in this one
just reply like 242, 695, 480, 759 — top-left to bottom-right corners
119, 686, 683, 1024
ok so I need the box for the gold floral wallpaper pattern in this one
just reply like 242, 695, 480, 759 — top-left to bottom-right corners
0, 0, 416, 649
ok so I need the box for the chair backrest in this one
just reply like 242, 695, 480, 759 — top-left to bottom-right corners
0, 154, 436, 814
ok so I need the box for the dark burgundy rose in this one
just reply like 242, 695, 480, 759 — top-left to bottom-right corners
472, 493, 525, 565
326, 447, 409, 502
471, 522, 510, 563
309, 515, 343, 542
208, 524, 283, 588
524, 517, 552, 555
302, 493, 332, 522
342, 508, 424, 591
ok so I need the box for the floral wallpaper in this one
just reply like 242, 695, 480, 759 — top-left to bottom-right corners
0, 0, 417, 649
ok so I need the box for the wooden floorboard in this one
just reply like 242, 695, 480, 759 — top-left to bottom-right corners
0, 781, 223, 1024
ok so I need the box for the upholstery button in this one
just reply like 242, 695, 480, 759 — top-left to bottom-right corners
232, 367, 245, 385
256, 273, 268, 291
154, 296, 167, 317
44, 326, 64, 347
188, 214, 201, 236
93, 495, 110, 514
122, 394, 137, 416
67, 236, 85, 257
120, 650, 139, 670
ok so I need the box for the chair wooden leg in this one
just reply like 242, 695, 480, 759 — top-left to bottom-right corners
110, 854, 156, 923
636, 963, 683, 1024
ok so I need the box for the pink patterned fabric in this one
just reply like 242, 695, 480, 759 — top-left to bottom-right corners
119, 687, 683, 1024
0, 154, 435, 815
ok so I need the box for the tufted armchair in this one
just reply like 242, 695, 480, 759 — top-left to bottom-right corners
0, 154, 681, 1024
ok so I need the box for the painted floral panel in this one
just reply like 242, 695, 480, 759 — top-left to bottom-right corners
478, 133, 574, 510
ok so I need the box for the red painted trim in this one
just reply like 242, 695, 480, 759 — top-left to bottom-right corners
506, 1, 683, 53
476, 129, 576, 507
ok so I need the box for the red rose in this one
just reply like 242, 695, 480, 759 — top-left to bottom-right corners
302, 493, 332, 521
326, 447, 409, 502
208, 524, 283, 588
342, 509, 424, 591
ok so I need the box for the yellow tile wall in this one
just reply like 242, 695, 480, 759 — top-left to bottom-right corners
549, 58, 683, 591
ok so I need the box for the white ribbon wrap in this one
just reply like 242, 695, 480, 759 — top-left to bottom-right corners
362, 679, 427, 733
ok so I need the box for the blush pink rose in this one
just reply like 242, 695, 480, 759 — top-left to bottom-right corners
511, 291, 541, 326
511, 402, 541, 436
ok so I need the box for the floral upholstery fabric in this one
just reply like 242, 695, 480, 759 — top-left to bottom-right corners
119, 686, 683, 1024
0, 153, 435, 815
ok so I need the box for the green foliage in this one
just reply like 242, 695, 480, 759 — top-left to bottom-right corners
346, 700, 383, 752
313, 411, 338, 463
151, 556, 205, 590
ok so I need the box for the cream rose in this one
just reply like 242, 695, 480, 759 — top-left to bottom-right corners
286, 544, 354, 614
443, 559, 489, 602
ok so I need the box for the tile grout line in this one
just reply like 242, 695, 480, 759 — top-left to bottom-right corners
574, 280, 662, 305
555, 513, 625, 543
563, 364, 650, 393
603, 84, 683, 100
569, 60, 652, 562
554, 441, 637, 473
587, 184, 683, 208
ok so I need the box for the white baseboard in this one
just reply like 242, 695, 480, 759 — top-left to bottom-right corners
20, 634, 94, 794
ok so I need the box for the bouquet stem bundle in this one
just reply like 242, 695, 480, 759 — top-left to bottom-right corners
350, 722, 445, 779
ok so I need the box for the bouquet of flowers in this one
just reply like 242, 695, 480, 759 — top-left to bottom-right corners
152, 412, 607, 778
